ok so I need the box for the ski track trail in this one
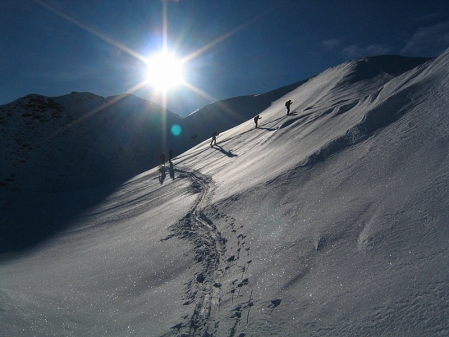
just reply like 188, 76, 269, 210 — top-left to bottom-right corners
160, 167, 254, 337
157, 103, 361, 336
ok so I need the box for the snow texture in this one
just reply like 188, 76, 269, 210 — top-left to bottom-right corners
1, 49, 449, 336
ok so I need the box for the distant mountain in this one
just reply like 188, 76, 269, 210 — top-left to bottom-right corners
0, 92, 183, 191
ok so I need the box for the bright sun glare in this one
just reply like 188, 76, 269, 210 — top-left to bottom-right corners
146, 52, 184, 91
33, 0, 260, 111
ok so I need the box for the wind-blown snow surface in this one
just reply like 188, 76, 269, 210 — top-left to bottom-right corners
1, 49, 449, 336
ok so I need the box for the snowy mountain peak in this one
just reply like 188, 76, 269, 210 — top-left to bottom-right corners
350, 55, 427, 83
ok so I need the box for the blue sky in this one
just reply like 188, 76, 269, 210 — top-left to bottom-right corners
1, 0, 448, 117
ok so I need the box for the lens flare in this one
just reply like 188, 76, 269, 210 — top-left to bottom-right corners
170, 124, 182, 136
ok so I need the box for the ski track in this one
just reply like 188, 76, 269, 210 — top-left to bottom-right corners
160, 167, 255, 337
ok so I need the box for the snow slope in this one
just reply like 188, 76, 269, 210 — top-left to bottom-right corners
0, 92, 186, 251
180, 79, 309, 148
1, 49, 449, 336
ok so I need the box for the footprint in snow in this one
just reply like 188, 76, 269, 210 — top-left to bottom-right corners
269, 298, 282, 313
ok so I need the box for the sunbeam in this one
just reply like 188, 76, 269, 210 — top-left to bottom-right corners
30, 0, 272, 145
182, 81, 217, 103
31, 0, 147, 63
45, 81, 149, 146
181, 7, 273, 64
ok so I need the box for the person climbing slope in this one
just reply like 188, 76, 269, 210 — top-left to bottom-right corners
254, 115, 262, 128
285, 99, 293, 115
210, 131, 218, 147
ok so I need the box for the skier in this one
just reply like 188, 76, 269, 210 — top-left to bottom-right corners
169, 148, 173, 162
210, 131, 218, 147
254, 115, 262, 128
160, 152, 166, 166
285, 99, 293, 115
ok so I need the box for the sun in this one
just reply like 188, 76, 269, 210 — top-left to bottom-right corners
145, 52, 184, 91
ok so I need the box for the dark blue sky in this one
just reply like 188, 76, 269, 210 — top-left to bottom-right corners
1, 0, 448, 117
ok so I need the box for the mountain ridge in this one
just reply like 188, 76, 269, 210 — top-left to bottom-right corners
0, 54, 431, 193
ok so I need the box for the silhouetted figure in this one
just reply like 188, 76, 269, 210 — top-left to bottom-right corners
160, 152, 166, 166
169, 148, 173, 161
285, 99, 293, 115
169, 161, 175, 179
254, 115, 262, 128
159, 165, 166, 184
210, 131, 218, 147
